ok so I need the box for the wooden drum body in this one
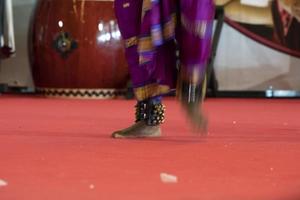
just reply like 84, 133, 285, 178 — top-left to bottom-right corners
30, 0, 129, 98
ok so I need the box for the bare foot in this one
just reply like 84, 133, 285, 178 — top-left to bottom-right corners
183, 103, 208, 134
112, 121, 161, 138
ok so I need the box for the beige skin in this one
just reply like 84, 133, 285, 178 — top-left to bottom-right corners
218, 0, 300, 22
112, 121, 161, 138
292, 0, 300, 21
214, 0, 233, 6
279, 0, 300, 21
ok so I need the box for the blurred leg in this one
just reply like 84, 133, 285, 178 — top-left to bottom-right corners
177, 0, 215, 132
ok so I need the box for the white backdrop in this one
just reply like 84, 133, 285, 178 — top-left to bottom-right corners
215, 23, 300, 91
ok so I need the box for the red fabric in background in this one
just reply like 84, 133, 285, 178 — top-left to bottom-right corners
0, 95, 300, 200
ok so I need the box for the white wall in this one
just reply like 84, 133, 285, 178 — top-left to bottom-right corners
215, 24, 300, 91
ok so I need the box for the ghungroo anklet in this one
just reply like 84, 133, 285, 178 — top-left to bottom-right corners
146, 102, 166, 126
135, 101, 147, 122
134, 100, 166, 126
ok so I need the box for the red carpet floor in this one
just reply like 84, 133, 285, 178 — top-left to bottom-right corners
0, 95, 300, 200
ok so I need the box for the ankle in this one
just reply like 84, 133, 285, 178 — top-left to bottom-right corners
135, 97, 166, 126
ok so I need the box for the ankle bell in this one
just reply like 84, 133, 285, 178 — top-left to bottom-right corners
134, 100, 166, 126
146, 103, 166, 126
135, 101, 147, 122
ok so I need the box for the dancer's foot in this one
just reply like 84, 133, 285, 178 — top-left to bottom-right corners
178, 77, 208, 134
112, 121, 161, 138
183, 103, 208, 134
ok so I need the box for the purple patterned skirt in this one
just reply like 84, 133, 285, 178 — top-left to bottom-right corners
114, 0, 215, 101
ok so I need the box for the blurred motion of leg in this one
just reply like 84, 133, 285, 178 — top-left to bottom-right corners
176, 0, 215, 133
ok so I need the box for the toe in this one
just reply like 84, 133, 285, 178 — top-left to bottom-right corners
111, 131, 123, 138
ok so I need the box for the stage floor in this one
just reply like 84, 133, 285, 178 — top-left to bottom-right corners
0, 95, 300, 200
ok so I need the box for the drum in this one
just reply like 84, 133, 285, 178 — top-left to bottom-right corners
30, 0, 129, 98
